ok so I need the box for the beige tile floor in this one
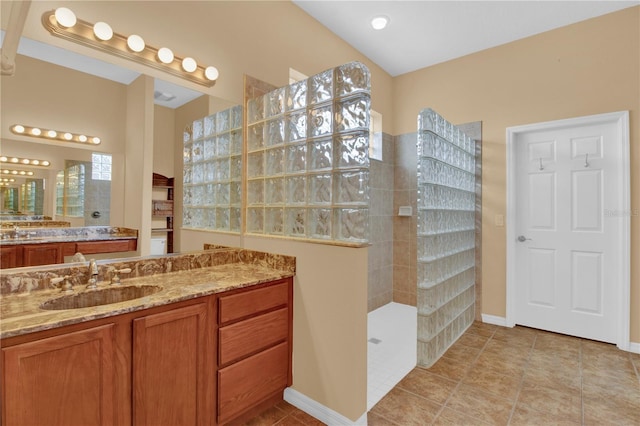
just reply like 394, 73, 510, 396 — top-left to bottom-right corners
245, 322, 640, 425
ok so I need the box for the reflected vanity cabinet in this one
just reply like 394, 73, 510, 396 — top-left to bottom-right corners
1, 277, 293, 426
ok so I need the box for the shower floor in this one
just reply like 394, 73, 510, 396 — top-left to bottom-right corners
367, 302, 417, 410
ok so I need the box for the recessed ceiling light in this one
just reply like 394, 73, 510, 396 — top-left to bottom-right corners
371, 16, 389, 30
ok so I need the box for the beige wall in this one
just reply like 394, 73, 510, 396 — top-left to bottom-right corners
153, 105, 176, 178
393, 6, 640, 343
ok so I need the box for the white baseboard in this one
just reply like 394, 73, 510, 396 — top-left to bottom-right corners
481, 314, 508, 327
284, 387, 368, 425
628, 342, 640, 354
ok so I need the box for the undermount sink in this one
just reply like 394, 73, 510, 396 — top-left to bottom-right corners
40, 285, 163, 310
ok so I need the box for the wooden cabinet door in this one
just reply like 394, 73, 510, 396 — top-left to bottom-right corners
0, 246, 19, 268
2, 324, 116, 426
133, 302, 213, 426
21, 243, 63, 266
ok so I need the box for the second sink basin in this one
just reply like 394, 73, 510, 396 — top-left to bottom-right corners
40, 285, 163, 310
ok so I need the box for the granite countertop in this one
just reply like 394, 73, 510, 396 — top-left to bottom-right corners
0, 248, 295, 340
0, 226, 138, 246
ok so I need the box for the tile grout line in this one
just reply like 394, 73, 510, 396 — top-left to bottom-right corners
505, 331, 537, 426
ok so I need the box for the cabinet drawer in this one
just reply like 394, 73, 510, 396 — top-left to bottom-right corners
218, 342, 288, 424
219, 281, 288, 324
76, 240, 136, 254
219, 308, 288, 366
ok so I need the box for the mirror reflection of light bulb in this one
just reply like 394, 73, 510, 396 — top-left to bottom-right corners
31, 128, 41, 136
63, 133, 73, 140
32, 160, 40, 165
12, 125, 25, 133
182, 57, 197, 72
41, 161, 51, 166
78, 135, 88, 142
157, 47, 174, 64
22, 159, 30, 164
54, 7, 76, 28
127, 35, 145, 52
10, 158, 19, 163
92, 137, 101, 144
47, 130, 57, 138
93, 22, 113, 41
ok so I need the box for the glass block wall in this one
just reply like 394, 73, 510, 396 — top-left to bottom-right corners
417, 108, 476, 367
183, 105, 243, 232
246, 62, 371, 244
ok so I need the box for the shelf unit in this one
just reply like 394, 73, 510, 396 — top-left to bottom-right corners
152, 173, 174, 253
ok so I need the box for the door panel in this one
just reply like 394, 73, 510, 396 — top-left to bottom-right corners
526, 248, 556, 307
528, 172, 556, 229
570, 250, 603, 314
571, 170, 602, 231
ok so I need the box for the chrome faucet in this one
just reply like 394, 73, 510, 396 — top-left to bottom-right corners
87, 259, 99, 289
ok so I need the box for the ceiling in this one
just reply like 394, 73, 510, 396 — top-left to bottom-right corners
293, 0, 639, 76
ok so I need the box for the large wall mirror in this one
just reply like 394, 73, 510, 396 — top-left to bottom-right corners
0, 30, 240, 265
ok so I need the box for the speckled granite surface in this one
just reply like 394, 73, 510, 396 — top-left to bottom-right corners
0, 226, 137, 245
1, 220, 70, 229
0, 247, 295, 339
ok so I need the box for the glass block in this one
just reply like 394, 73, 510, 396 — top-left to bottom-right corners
266, 87, 285, 118
265, 148, 284, 176
215, 158, 230, 181
216, 208, 230, 231
286, 111, 307, 142
216, 183, 230, 204
203, 138, 216, 160
230, 155, 242, 181
183, 165, 192, 184
183, 143, 192, 163
205, 183, 216, 205
247, 151, 264, 178
230, 181, 242, 205
286, 175, 306, 204
192, 118, 204, 140
334, 170, 369, 205
336, 96, 370, 132
183, 185, 192, 205
265, 207, 284, 235
335, 62, 370, 97
248, 123, 264, 151
308, 208, 332, 239
230, 208, 241, 232
265, 177, 284, 205
183, 130, 192, 144
231, 105, 243, 130
203, 208, 214, 229
204, 114, 215, 137
247, 207, 264, 233
192, 163, 204, 184
182, 207, 193, 227
286, 143, 306, 174
192, 208, 204, 228
286, 208, 306, 236
309, 69, 333, 104
309, 104, 333, 138
308, 138, 333, 170
286, 79, 307, 111
230, 130, 243, 155
265, 118, 285, 146
308, 173, 332, 204
217, 133, 230, 157
192, 140, 203, 162
247, 180, 264, 205
418, 108, 438, 134
247, 95, 264, 124
216, 109, 230, 133
204, 161, 215, 182
335, 208, 368, 242
335, 132, 369, 169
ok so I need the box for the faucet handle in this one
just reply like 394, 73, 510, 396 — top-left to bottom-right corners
51, 276, 73, 293
110, 268, 132, 285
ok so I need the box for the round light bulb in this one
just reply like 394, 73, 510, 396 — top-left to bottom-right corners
31, 128, 41, 136
19, 171, 26, 175
41, 161, 50, 166
0, 157, 5, 162
182, 57, 197, 72
93, 22, 113, 41
47, 130, 57, 138
11, 170, 18, 174
127, 34, 145, 52
63, 132, 73, 140
204, 66, 219, 81
28, 171, 34, 176
54, 7, 76, 28
371, 16, 389, 30
32, 160, 40, 165
157, 47, 174, 64
22, 159, 30, 164
10, 158, 19, 163
78, 135, 88, 142
2, 170, 7, 173
91, 137, 101, 144
12, 125, 25, 133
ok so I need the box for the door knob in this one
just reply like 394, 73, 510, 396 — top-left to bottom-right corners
517, 235, 532, 242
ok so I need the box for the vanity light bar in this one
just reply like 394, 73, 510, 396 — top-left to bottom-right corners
0, 156, 51, 167
42, 8, 219, 87
1, 178, 16, 182
1, 169, 35, 176
11, 124, 101, 145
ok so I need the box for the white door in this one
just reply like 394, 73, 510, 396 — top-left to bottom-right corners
507, 112, 630, 345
